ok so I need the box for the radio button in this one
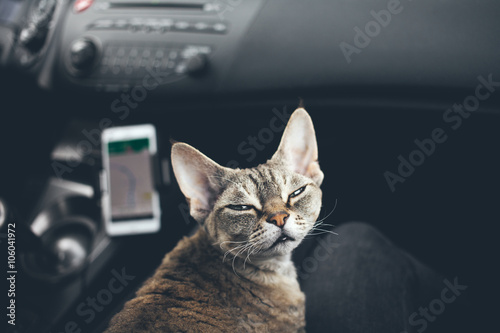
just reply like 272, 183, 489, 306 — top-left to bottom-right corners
173, 21, 190, 31
93, 19, 113, 30
114, 19, 128, 30
159, 19, 174, 33
212, 23, 227, 33
155, 50, 164, 59
169, 50, 178, 59
175, 63, 187, 74
129, 48, 139, 58
116, 47, 126, 57
128, 19, 143, 32
194, 22, 209, 31
181, 46, 211, 59
184, 53, 208, 76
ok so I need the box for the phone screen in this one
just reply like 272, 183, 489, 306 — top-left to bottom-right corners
107, 138, 154, 222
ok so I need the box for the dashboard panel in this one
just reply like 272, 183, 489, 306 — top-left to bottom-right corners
1, 0, 499, 101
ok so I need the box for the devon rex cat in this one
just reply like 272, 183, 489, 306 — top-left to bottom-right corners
105, 108, 324, 332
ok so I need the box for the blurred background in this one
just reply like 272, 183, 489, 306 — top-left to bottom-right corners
1, 0, 499, 332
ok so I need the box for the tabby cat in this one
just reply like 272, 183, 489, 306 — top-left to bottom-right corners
105, 108, 324, 332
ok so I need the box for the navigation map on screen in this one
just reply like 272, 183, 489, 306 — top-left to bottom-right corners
108, 138, 154, 221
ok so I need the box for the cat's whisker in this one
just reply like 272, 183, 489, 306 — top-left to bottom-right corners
249, 243, 266, 262
314, 216, 335, 226
310, 222, 333, 230
313, 219, 335, 227
227, 243, 247, 255
223, 243, 248, 262
250, 242, 263, 257
243, 241, 257, 255
314, 199, 338, 225
306, 199, 339, 238
307, 228, 338, 236
243, 238, 266, 268
217, 239, 248, 250
312, 223, 335, 231
223, 248, 235, 262
228, 242, 250, 260
226, 236, 264, 271
243, 245, 253, 269
232, 242, 254, 276
244, 241, 260, 267
254, 243, 267, 259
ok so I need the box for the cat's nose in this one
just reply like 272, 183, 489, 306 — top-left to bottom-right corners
266, 211, 289, 228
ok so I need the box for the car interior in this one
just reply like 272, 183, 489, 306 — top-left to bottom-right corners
0, 0, 498, 332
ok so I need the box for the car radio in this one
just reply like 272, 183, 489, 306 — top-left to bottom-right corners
54, 0, 264, 93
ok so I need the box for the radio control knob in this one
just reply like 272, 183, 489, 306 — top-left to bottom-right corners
185, 53, 208, 76
69, 38, 97, 71
19, 24, 48, 53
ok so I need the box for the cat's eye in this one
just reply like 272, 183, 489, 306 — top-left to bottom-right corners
227, 204, 253, 211
289, 186, 307, 199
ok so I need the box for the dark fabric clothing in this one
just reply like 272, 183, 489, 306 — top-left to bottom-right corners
293, 222, 470, 333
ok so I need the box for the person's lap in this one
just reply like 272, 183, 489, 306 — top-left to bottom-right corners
294, 222, 461, 333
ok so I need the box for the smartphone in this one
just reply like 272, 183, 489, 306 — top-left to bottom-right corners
101, 124, 161, 236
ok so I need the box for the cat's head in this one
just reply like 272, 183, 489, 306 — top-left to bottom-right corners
171, 108, 323, 259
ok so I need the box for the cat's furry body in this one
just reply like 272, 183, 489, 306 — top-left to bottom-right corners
105, 229, 305, 332
106, 109, 323, 332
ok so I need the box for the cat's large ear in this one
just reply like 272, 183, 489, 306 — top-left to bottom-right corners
271, 108, 324, 186
171, 143, 231, 223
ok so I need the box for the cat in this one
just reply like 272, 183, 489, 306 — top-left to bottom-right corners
105, 108, 324, 332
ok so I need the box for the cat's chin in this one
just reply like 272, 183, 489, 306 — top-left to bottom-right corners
269, 234, 295, 249
260, 237, 301, 257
